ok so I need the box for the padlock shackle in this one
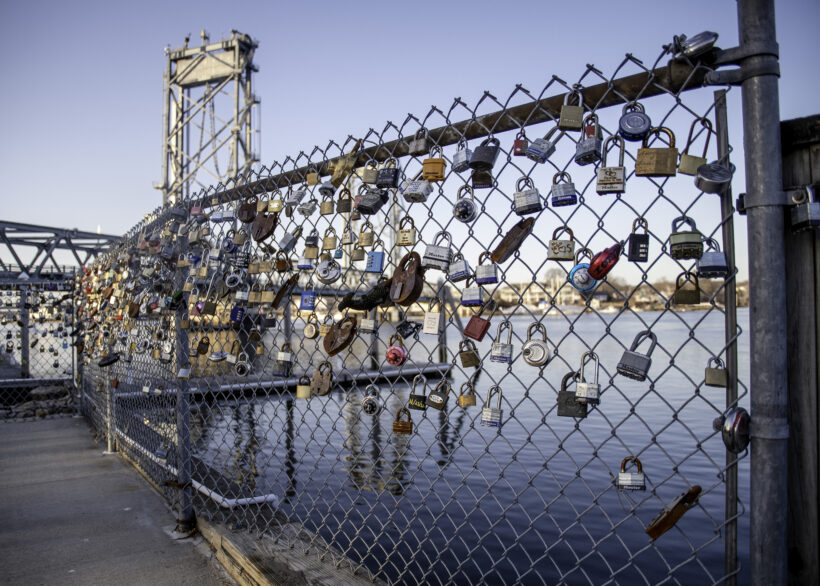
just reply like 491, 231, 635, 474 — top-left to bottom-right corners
459, 338, 477, 351
552, 225, 574, 241
318, 360, 332, 375
527, 322, 547, 342
671, 215, 698, 233
496, 320, 512, 344
459, 381, 475, 396
707, 356, 726, 369
703, 236, 721, 252
553, 171, 572, 185
579, 351, 599, 384
620, 456, 643, 474
389, 333, 404, 348
428, 296, 442, 312
601, 135, 625, 167
395, 407, 411, 423
486, 385, 503, 409
621, 101, 645, 115
642, 126, 676, 148
365, 384, 378, 397
516, 176, 535, 191
574, 247, 593, 263
675, 270, 700, 288
434, 379, 451, 394
411, 374, 426, 394
631, 217, 649, 234
683, 116, 713, 157
563, 88, 583, 106
456, 184, 474, 200
629, 330, 658, 355
433, 230, 452, 247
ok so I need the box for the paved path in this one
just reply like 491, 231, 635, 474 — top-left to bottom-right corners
0, 417, 232, 585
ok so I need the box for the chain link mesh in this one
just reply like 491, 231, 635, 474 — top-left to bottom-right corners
77, 45, 748, 585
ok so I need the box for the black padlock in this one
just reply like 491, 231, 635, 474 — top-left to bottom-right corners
396, 319, 421, 339
357, 188, 389, 215
627, 217, 650, 263
468, 137, 501, 171
376, 157, 400, 189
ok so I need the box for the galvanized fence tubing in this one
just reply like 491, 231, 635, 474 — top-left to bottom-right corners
78, 41, 749, 585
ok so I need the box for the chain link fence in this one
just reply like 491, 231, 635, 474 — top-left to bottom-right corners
78, 42, 749, 585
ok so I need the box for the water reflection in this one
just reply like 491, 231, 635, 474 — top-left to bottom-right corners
231, 403, 260, 492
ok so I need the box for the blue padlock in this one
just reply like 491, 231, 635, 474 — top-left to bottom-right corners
300, 290, 317, 311
333, 248, 344, 259
567, 248, 598, 292
230, 305, 246, 324
365, 250, 385, 273
550, 172, 578, 207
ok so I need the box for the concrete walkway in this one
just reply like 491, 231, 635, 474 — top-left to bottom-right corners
0, 417, 232, 585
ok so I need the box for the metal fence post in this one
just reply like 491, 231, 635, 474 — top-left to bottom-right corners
175, 288, 195, 530
737, 1, 789, 584
19, 286, 29, 378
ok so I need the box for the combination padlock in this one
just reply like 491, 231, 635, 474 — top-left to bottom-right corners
361, 385, 381, 415
408, 374, 427, 410
481, 386, 503, 428
452, 185, 478, 223
596, 135, 626, 195
548, 226, 575, 261
525, 126, 562, 164
550, 172, 578, 207
474, 251, 498, 284
422, 231, 453, 271
557, 370, 586, 418
458, 338, 481, 368
427, 380, 450, 411
670, 216, 704, 259
468, 136, 501, 171
671, 271, 701, 305
568, 248, 598, 292
678, 117, 712, 175
448, 253, 472, 282
303, 312, 320, 339
635, 127, 678, 177
574, 113, 603, 166
385, 334, 408, 366
422, 297, 442, 335
513, 176, 543, 215
627, 218, 650, 263
575, 351, 600, 405
697, 237, 729, 278
617, 457, 647, 491
490, 320, 514, 364
300, 287, 317, 311
234, 352, 251, 376
616, 330, 657, 381
397, 215, 416, 246
458, 381, 477, 407
452, 138, 472, 172
695, 161, 734, 194
521, 322, 549, 367
558, 88, 584, 130
618, 101, 652, 142
365, 240, 385, 273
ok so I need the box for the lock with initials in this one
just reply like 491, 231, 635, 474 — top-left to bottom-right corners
397, 215, 416, 246
548, 226, 576, 261
408, 374, 427, 410
596, 136, 626, 194
423, 297, 443, 335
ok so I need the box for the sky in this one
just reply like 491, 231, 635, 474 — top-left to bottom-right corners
1, 0, 818, 282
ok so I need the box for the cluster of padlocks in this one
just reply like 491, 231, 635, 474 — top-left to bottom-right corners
2, 288, 72, 370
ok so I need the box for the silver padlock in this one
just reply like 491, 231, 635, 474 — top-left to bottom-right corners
524, 126, 562, 164
521, 322, 549, 367
402, 175, 433, 203
316, 257, 342, 284
452, 138, 472, 172
359, 316, 378, 333
616, 330, 657, 381
448, 252, 472, 282
575, 351, 600, 405
550, 172, 578, 207
548, 226, 575, 261
285, 187, 306, 205
318, 180, 335, 197
596, 135, 626, 195
481, 385, 503, 427
422, 297, 442, 335
422, 231, 453, 271
279, 226, 302, 253
490, 320, 514, 364
713, 406, 750, 453
297, 197, 318, 216
452, 185, 478, 223
791, 184, 820, 232
670, 216, 703, 260
408, 128, 429, 155
474, 251, 498, 284
513, 176, 543, 215
461, 278, 485, 307
697, 237, 729, 278
617, 457, 647, 491
574, 113, 603, 166
695, 161, 734, 194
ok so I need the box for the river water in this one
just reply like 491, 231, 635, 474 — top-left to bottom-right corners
192, 308, 750, 585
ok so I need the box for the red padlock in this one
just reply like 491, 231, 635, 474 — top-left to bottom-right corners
513, 130, 529, 156
588, 242, 623, 280
385, 334, 408, 366
464, 314, 491, 342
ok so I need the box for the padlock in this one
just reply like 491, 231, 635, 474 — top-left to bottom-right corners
458, 381, 477, 407
305, 166, 320, 186
396, 319, 421, 339
574, 113, 603, 166
385, 334, 408, 366
408, 128, 429, 156
304, 233, 320, 260
196, 336, 210, 355
427, 380, 450, 411
568, 248, 598, 292
365, 241, 385, 273
714, 407, 750, 454
268, 190, 284, 213
177, 365, 191, 379
670, 216, 704, 259
237, 196, 258, 223
513, 176, 543, 215
341, 223, 357, 245
360, 385, 381, 415
490, 320, 514, 363
481, 385, 503, 427
423, 297, 442, 335
635, 127, 678, 177
697, 237, 729, 278
320, 193, 335, 215
422, 146, 446, 181
558, 88, 584, 130
452, 138, 472, 172
393, 408, 413, 434
351, 244, 366, 261
323, 227, 338, 250
550, 172, 578, 207
458, 338, 481, 368
461, 278, 485, 307
285, 186, 307, 206
596, 136, 626, 195
300, 287, 317, 311
359, 221, 375, 247
225, 340, 241, 365
671, 271, 701, 305
695, 161, 734, 194
303, 312, 320, 339
273, 342, 293, 376
361, 160, 379, 184
471, 168, 494, 190
616, 330, 657, 381
297, 255, 313, 270
705, 357, 728, 388
316, 257, 342, 284
468, 136, 500, 171
521, 322, 550, 367
275, 251, 291, 273
337, 188, 353, 213
474, 251, 498, 284
357, 187, 390, 215
402, 174, 433, 203
548, 226, 576, 261
452, 185, 478, 223
617, 457, 647, 491
618, 101, 652, 142
575, 351, 600, 405
309, 361, 333, 395
408, 374, 427, 410
422, 231, 453, 271
627, 218, 650, 263
588, 242, 622, 280
678, 117, 712, 175
359, 315, 378, 333
229, 304, 246, 324
376, 157, 401, 188
298, 196, 318, 216
279, 226, 302, 253
512, 130, 528, 156
296, 375, 312, 399
235, 282, 251, 303
525, 126, 562, 164
180, 312, 190, 329
791, 185, 820, 232
448, 253, 472, 282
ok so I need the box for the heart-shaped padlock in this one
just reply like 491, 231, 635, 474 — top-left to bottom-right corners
323, 316, 357, 356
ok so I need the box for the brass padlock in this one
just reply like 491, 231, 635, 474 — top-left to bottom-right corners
678, 117, 712, 175
705, 357, 728, 387
361, 159, 379, 184
268, 189, 284, 213
393, 408, 413, 434
458, 381, 477, 407
359, 221, 375, 247
671, 271, 701, 305
548, 226, 575, 261
320, 193, 335, 215
397, 215, 416, 246
558, 88, 584, 130
351, 244, 366, 261
458, 338, 481, 368
296, 375, 312, 399
422, 146, 446, 181
306, 166, 320, 186
323, 227, 338, 250
635, 127, 678, 177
